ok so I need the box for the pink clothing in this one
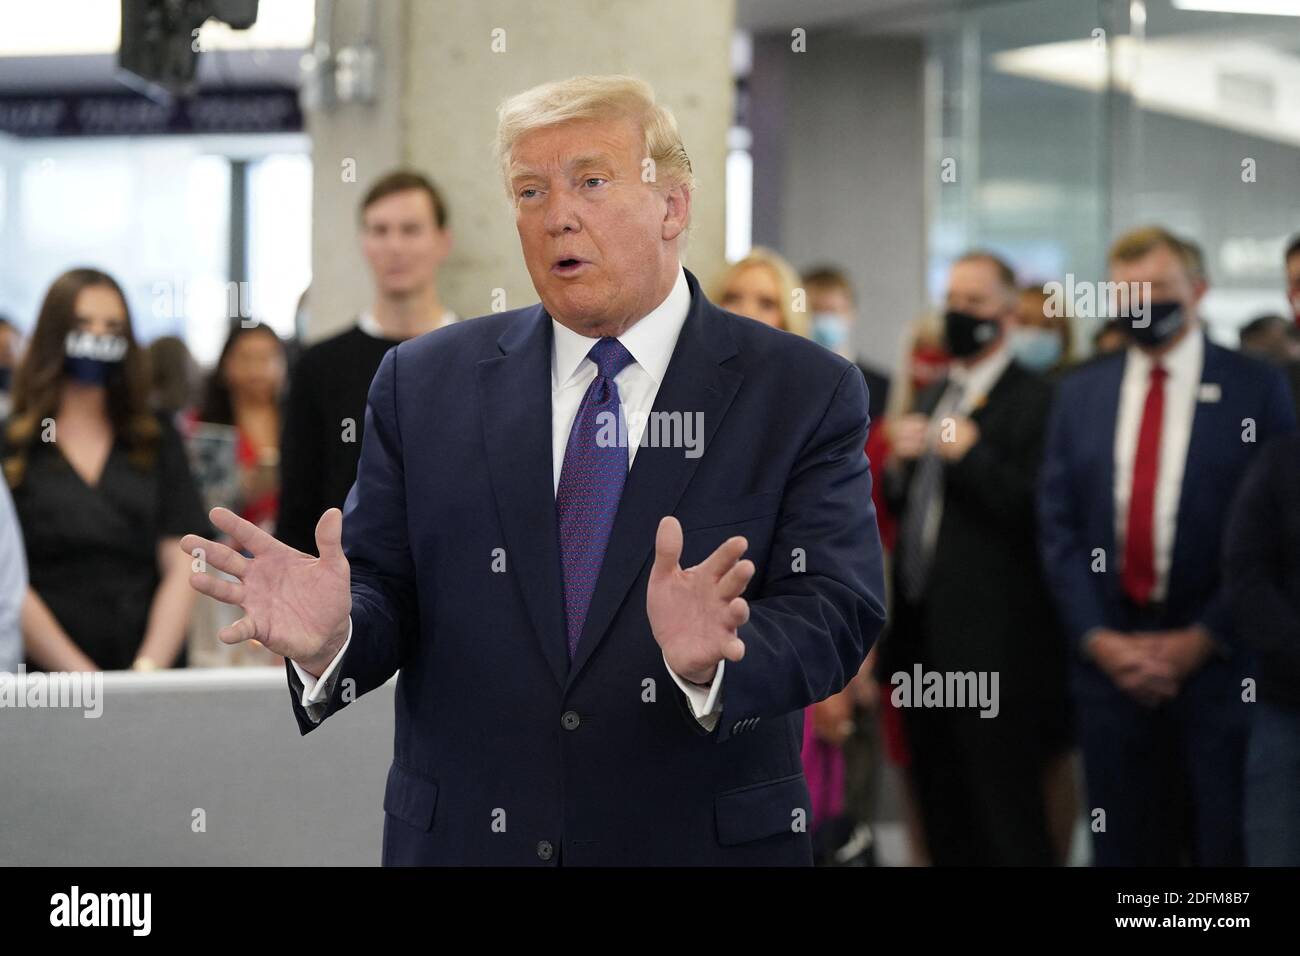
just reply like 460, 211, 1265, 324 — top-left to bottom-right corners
801, 705, 846, 830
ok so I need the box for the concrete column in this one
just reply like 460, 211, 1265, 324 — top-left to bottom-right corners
751, 30, 927, 373
306, 0, 408, 341
306, 0, 734, 340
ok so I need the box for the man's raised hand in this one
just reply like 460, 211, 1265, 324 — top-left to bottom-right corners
180, 507, 351, 676
646, 516, 753, 686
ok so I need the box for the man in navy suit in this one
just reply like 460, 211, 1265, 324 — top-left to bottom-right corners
182, 74, 885, 865
1038, 226, 1296, 866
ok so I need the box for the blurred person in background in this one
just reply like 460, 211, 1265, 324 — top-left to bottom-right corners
882, 250, 1068, 866
1224, 432, 1300, 866
147, 334, 202, 422
1011, 286, 1081, 859
802, 265, 891, 420
1, 268, 208, 671
278, 170, 459, 555
1239, 313, 1300, 417
186, 320, 287, 668
1238, 313, 1298, 365
712, 247, 810, 338
1013, 285, 1074, 377
0, 314, 21, 420
864, 316, 950, 866
1264, 234, 1300, 416
1091, 319, 1128, 358
192, 320, 287, 534
1286, 233, 1300, 414
1287, 233, 1300, 331
0, 479, 24, 673
801, 264, 897, 864
715, 244, 857, 860
1039, 226, 1296, 866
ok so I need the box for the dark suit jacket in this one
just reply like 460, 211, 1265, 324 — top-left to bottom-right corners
1038, 336, 1297, 699
881, 360, 1065, 701
285, 268, 887, 865
1224, 433, 1300, 709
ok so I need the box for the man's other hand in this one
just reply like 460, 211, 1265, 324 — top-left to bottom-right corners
180, 507, 351, 677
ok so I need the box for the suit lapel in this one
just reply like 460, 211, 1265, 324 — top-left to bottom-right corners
477, 307, 569, 689
566, 270, 743, 689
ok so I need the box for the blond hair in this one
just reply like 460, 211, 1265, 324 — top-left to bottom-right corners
495, 74, 695, 201
712, 247, 811, 339
1108, 225, 1197, 276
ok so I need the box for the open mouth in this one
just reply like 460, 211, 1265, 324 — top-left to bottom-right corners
551, 257, 589, 276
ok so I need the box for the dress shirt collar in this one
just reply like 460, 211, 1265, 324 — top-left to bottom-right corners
1123, 322, 1203, 384
551, 265, 690, 390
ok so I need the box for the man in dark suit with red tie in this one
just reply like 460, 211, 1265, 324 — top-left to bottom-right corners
1039, 226, 1296, 865
180, 74, 886, 865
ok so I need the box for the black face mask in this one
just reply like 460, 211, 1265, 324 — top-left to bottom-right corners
943, 310, 1001, 359
1124, 299, 1185, 350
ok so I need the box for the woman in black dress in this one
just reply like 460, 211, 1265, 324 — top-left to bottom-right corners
2, 268, 208, 671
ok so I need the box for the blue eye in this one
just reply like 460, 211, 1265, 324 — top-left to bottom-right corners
584, 177, 606, 188
519, 187, 538, 200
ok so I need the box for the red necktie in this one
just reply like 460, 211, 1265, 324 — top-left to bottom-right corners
1122, 363, 1167, 605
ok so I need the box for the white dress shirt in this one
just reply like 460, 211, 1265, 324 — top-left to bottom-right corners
1112, 328, 1204, 602
293, 266, 725, 730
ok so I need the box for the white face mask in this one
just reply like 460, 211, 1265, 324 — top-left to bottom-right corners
811, 312, 849, 351
1008, 327, 1062, 372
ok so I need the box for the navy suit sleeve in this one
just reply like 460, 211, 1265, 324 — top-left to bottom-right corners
287, 347, 417, 733
1037, 384, 1108, 652
713, 364, 887, 744
1197, 365, 1298, 644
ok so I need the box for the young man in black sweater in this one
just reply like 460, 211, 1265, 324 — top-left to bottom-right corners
278, 171, 458, 554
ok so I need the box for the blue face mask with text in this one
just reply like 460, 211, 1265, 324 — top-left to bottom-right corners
64, 332, 128, 386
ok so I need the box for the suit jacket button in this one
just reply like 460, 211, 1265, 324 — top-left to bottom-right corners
537, 840, 554, 861
561, 710, 581, 731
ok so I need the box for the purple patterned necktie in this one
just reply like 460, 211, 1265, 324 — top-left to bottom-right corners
556, 336, 636, 660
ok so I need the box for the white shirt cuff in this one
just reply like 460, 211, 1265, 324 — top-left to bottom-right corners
664, 653, 724, 730
291, 617, 353, 708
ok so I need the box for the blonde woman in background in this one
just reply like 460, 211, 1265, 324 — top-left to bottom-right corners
712, 247, 811, 339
